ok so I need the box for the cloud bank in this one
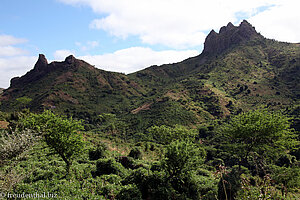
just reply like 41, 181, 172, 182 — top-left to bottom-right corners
79, 47, 199, 73
0, 34, 36, 88
59, 0, 300, 48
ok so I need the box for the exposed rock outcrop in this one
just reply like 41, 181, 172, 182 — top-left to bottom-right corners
203, 20, 262, 55
9, 54, 80, 88
34, 54, 48, 71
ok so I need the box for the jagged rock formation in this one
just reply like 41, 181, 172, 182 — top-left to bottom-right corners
10, 54, 84, 87
203, 20, 262, 55
34, 54, 48, 71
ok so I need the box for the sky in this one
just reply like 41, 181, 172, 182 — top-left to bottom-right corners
0, 0, 299, 88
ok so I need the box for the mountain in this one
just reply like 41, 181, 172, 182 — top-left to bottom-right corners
1, 20, 299, 131
129, 20, 299, 122
0, 55, 147, 123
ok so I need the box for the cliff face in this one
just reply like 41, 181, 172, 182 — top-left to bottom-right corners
203, 20, 262, 55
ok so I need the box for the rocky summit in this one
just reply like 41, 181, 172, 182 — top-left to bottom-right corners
203, 20, 262, 55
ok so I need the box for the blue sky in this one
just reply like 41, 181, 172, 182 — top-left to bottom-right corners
0, 0, 299, 88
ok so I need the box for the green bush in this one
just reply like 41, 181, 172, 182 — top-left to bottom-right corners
96, 183, 122, 199
217, 166, 249, 200
128, 147, 143, 159
122, 168, 172, 200
163, 140, 206, 179
271, 165, 300, 194
89, 142, 107, 160
93, 158, 128, 178
116, 184, 142, 200
147, 124, 197, 144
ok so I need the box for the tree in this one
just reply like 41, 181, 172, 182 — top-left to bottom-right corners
147, 125, 197, 144
15, 96, 32, 109
163, 140, 206, 179
22, 110, 85, 175
162, 140, 215, 199
98, 113, 127, 135
219, 108, 298, 169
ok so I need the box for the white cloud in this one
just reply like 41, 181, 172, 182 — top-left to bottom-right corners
59, 0, 296, 48
53, 49, 76, 60
0, 46, 27, 57
249, 0, 300, 43
0, 34, 35, 88
0, 56, 37, 88
0, 34, 28, 57
79, 47, 199, 73
0, 35, 27, 46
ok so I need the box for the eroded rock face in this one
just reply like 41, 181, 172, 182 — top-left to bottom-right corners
9, 54, 79, 88
65, 55, 76, 64
34, 54, 48, 71
203, 20, 261, 55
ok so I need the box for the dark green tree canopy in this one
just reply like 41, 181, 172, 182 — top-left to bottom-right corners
219, 108, 298, 164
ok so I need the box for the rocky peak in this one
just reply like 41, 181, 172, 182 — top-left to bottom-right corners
34, 54, 48, 71
219, 22, 235, 34
203, 20, 261, 55
65, 55, 76, 64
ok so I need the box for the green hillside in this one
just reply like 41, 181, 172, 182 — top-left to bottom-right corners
1, 20, 299, 200
1, 21, 299, 133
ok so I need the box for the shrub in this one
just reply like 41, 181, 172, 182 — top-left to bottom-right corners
128, 147, 142, 159
163, 140, 206, 179
0, 129, 39, 161
122, 168, 172, 199
116, 156, 146, 169
89, 142, 107, 160
217, 166, 249, 200
177, 171, 218, 200
147, 125, 197, 144
93, 158, 127, 178
271, 165, 300, 194
116, 184, 142, 200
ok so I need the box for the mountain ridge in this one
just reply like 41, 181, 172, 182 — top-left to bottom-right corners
1, 20, 299, 131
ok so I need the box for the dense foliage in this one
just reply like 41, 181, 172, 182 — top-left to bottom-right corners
0, 108, 299, 199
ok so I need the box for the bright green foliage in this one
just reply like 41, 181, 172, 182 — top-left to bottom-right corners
219, 108, 298, 166
15, 96, 32, 109
163, 140, 206, 179
147, 124, 197, 144
22, 110, 85, 174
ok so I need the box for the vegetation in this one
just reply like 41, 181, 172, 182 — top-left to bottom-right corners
0, 22, 299, 199
0, 107, 298, 199
218, 108, 298, 169
21, 110, 85, 175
